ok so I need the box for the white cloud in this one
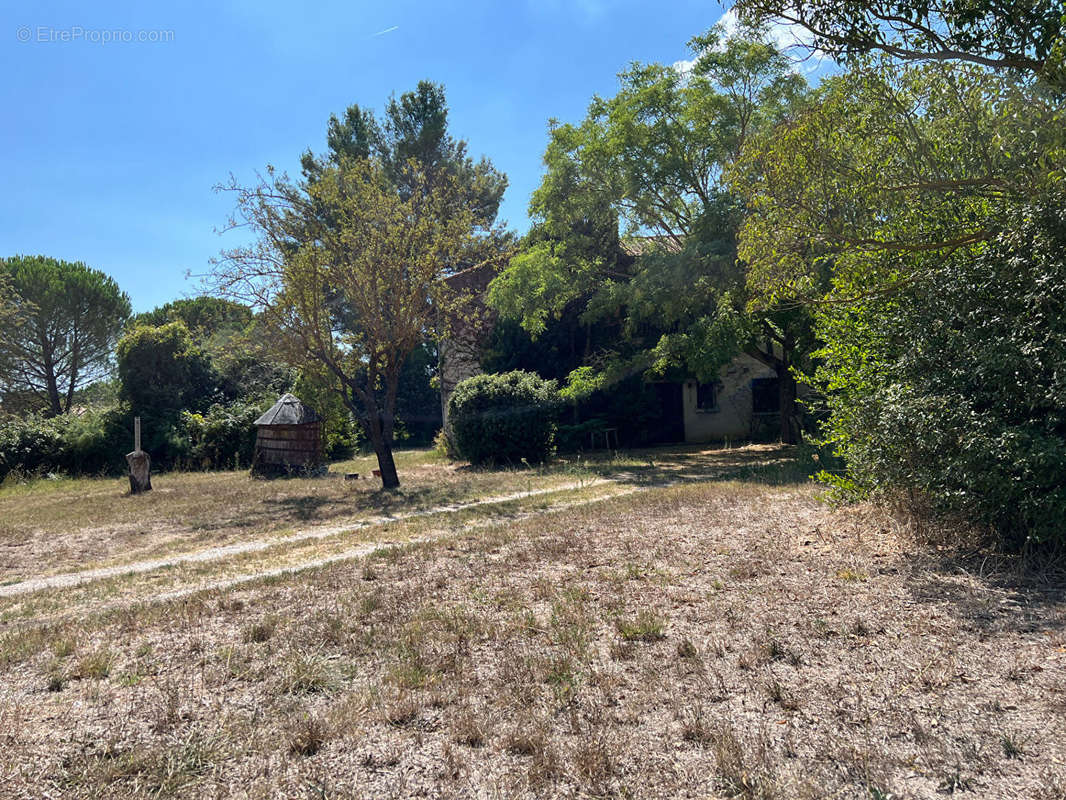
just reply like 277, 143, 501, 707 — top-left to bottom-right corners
673, 56, 698, 75
675, 7, 828, 76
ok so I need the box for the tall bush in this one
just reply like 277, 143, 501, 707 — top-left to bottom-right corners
815, 193, 1066, 547
116, 322, 221, 416
448, 371, 560, 465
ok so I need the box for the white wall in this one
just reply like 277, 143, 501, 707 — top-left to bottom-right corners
681, 353, 776, 442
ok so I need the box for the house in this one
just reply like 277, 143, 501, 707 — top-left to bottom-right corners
437, 239, 788, 446
619, 238, 787, 444
675, 354, 781, 443
439, 261, 498, 430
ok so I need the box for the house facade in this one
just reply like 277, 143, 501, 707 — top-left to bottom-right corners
677, 353, 781, 443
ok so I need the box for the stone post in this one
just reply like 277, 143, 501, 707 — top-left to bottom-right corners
126, 416, 152, 494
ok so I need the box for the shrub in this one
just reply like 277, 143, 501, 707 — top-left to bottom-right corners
0, 396, 280, 480
448, 371, 560, 465
180, 398, 272, 470
116, 322, 221, 416
433, 427, 460, 460
0, 408, 129, 480
815, 191, 1066, 548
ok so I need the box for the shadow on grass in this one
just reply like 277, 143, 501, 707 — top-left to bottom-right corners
194, 444, 814, 533
578, 444, 815, 489
258, 485, 444, 523
904, 547, 1066, 636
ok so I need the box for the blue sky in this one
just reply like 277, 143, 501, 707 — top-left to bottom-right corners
2, 0, 730, 312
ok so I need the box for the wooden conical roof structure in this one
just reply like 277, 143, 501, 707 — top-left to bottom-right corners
251, 393, 324, 475
254, 393, 323, 427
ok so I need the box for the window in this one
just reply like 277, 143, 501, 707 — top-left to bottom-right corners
751, 377, 779, 414
695, 381, 719, 412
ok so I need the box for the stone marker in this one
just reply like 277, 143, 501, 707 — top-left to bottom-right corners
126, 416, 152, 494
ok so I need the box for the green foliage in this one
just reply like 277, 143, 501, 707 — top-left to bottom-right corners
558, 366, 606, 404
128, 296, 252, 335
448, 371, 561, 465
301, 80, 508, 234
394, 341, 443, 445
181, 398, 272, 470
292, 366, 360, 459
488, 23, 813, 441
733, 0, 1066, 86
0, 397, 280, 479
815, 193, 1066, 545
0, 408, 128, 480
0, 255, 131, 416
736, 47, 1066, 545
488, 241, 594, 338
215, 82, 508, 489
432, 426, 460, 460
0, 273, 17, 386
735, 61, 1064, 304
116, 322, 221, 416
131, 299, 290, 403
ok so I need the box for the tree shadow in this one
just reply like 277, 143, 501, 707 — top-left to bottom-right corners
577, 444, 813, 488
261, 494, 337, 522
902, 548, 1066, 636
258, 485, 442, 523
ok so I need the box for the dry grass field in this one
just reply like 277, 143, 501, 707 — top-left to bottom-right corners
1, 445, 1064, 798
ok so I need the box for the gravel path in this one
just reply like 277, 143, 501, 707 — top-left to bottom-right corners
0, 479, 615, 599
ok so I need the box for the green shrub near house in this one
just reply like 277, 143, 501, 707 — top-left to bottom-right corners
448, 371, 561, 465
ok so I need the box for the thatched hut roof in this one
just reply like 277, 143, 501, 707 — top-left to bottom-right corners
254, 393, 323, 427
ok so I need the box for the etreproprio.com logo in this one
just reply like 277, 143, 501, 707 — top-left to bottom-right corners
16, 26, 175, 44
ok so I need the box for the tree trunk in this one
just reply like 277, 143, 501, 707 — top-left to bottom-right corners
374, 437, 400, 489
45, 368, 62, 417
345, 381, 402, 490
777, 364, 799, 445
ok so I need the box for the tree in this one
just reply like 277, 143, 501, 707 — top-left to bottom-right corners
211, 158, 488, 489
733, 61, 1064, 302
211, 84, 509, 488
129, 296, 253, 336
394, 340, 444, 444
300, 81, 508, 239
812, 188, 1066, 545
0, 274, 19, 395
732, 46, 1066, 543
131, 296, 291, 402
733, 0, 1066, 84
0, 256, 131, 416
489, 23, 814, 442
116, 322, 220, 416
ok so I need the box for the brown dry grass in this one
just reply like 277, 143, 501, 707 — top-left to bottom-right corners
1, 446, 1063, 798
0, 443, 793, 585
0, 448, 590, 583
